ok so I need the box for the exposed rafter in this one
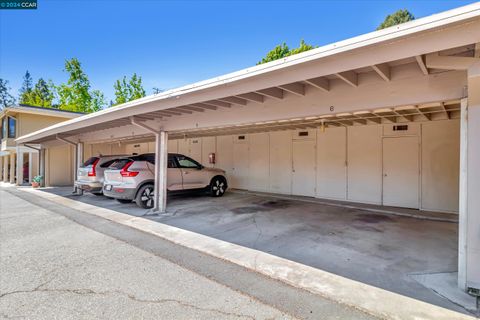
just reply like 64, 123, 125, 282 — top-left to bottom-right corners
305, 77, 329, 92
255, 87, 284, 100
235, 92, 264, 103
218, 96, 248, 106
414, 106, 432, 120
176, 105, 205, 113
203, 100, 231, 108
426, 52, 480, 70
278, 83, 305, 96
415, 55, 429, 75
190, 103, 218, 110
372, 64, 391, 82
336, 71, 358, 87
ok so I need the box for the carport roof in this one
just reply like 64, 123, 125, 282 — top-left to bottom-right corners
16, 2, 480, 144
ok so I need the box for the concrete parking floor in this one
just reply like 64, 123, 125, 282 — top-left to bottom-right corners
27, 187, 467, 314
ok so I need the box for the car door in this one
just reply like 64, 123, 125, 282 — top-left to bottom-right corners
176, 155, 207, 190
145, 154, 183, 191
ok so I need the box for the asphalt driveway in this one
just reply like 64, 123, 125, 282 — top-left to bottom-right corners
21, 187, 468, 315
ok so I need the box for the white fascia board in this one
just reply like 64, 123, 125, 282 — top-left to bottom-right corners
16, 2, 480, 144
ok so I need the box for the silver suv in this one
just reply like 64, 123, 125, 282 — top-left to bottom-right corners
75, 155, 128, 195
103, 153, 228, 208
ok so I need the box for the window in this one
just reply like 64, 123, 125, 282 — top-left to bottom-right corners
176, 155, 201, 169
99, 159, 117, 168
82, 157, 99, 167
8, 117, 16, 138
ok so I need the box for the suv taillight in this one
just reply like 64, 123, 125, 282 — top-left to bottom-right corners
88, 159, 100, 177
120, 161, 139, 177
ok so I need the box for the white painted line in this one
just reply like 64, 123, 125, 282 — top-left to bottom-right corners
20, 188, 474, 320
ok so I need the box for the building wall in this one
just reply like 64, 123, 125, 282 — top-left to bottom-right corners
45, 144, 74, 187
116, 120, 459, 213
17, 113, 73, 137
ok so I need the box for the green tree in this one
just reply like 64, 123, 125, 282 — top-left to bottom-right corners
289, 39, 315, 55
129, 73, 145, 100
0, 79, 16, 109
112, 73, 146, 106
57, 58, 105, 113
377, 9, 415, 30
28, 78, 55, 107
257, 43, 290, 65
257, 40, 316, 65
19, 70, 33, 104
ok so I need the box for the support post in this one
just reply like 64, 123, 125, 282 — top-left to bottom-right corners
39, 148, 45, 187
76, 142, 84, 195
28, 152, 33, 183
3, 155, 8, 182
459, 98, 468, 290
0, 155, 3, 182
460, 61, 480, 292
154, 131, 168, 213
16, 147, 24, 185
9, 153, 15, 184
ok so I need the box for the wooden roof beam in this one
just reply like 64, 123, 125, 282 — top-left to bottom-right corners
255, 87, 284, 100
217, 96, 248, 106
415, 55, 429, 75
336, 71, 358, 87
305, 77, 329, 92
190, 103, 218, 110
278, 83, 305, 96
235, 92, 264, 103
372, 63, 391, 82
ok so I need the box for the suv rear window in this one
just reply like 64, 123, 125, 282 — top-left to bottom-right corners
100, 159, 117, 168
109, 159, 131, 170
82, 157, 99, 167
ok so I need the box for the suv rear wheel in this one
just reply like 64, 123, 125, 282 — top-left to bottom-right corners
210, 176, 227, 197
136, 184, 155, 209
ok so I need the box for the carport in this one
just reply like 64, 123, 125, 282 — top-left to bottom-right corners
16, 3, 480, 295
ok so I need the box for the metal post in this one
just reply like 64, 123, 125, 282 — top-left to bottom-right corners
154, 131, 168, 213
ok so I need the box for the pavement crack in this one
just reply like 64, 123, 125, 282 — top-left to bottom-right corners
0, 287, 256, 319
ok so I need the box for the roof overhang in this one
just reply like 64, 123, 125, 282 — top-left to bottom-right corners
16, 2, 480, 145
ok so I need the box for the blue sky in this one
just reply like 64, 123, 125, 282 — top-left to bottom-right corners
0, 0, 476, 103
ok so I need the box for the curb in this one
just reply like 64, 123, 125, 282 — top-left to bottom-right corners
19, 187, 474, 320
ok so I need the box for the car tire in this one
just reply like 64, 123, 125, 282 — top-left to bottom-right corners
135, 184, 155, 209
210, 176, 227, 197
116, 199, 131, 204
